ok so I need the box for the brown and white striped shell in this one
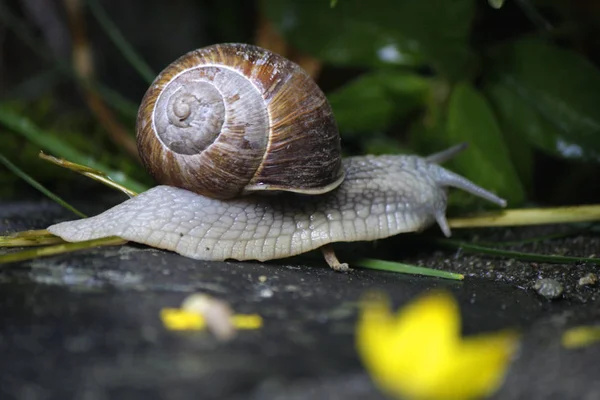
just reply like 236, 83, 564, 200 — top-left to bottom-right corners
136, 43, 344, 200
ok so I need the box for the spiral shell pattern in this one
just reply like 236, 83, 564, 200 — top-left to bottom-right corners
136, 43, 344, 199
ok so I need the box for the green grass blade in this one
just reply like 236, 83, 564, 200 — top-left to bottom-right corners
0, 237, 127, 265
354, 258, 464, 280
0, 105, 148, 194
0, 154, 87, 218
86, 0, 155, 83
435, 239, 600, 265
474, 225, 593, 248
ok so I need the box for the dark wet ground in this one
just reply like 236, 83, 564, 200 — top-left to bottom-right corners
1, 196, 599, 400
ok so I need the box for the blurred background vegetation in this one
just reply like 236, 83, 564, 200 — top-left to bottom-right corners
0, 0, 599, 211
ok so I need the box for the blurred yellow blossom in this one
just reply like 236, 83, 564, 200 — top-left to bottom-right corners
160, 308, 263, 331
160, 293, 263, 341
562, 325, 600, 349
161, 308, 207, 330
356, 290, 520, 400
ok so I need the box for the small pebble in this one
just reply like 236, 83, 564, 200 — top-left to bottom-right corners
578, 273, 598, 287
259, 287, 274, 298
534, 278, 564, 300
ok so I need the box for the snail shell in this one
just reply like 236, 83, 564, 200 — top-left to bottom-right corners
136, 43, 344, 200
46, 43, 509, 271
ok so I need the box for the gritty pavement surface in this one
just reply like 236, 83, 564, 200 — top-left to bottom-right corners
0, 197, 599, 400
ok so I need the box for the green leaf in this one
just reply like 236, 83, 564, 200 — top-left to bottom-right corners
328, 70, 430, 135
354, 258, 463, 280
446, 82, 525, 207
407, 79, 451, 156
487, 38, 600, 162
262, 0, 476, 78
483, 82, 540, 189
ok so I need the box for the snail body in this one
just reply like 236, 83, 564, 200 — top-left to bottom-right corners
46, 43, 507, 271
48, 148, 506, 270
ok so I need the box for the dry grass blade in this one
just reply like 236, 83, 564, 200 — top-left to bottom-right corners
0, 236, 127, 265
39, 152, 139, 197
0, 230, 66, 247
448, 205, 600, 228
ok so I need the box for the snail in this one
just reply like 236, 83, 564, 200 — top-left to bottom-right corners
47, 43, 507, 272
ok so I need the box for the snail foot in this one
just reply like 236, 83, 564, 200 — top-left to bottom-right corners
321, 244, 350, 272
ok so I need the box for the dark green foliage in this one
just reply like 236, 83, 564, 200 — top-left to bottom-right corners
486, 38, 600, 162
327, 71, 430, 136
262, 0, 600, 207
263, 0, 475, 78
446, 82, 526, 206
1, 0, 599, 207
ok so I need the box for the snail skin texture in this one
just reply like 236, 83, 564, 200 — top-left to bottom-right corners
46, 43, 508, 271
47, 145, 506, 271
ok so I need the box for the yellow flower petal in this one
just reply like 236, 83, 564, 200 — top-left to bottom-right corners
356, 290, 520, 400
160, 308, 263, 332
430, 330, 520, 400
562, 325, 600, 349
160, 308, 206, 330
232, 314, 264, 329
